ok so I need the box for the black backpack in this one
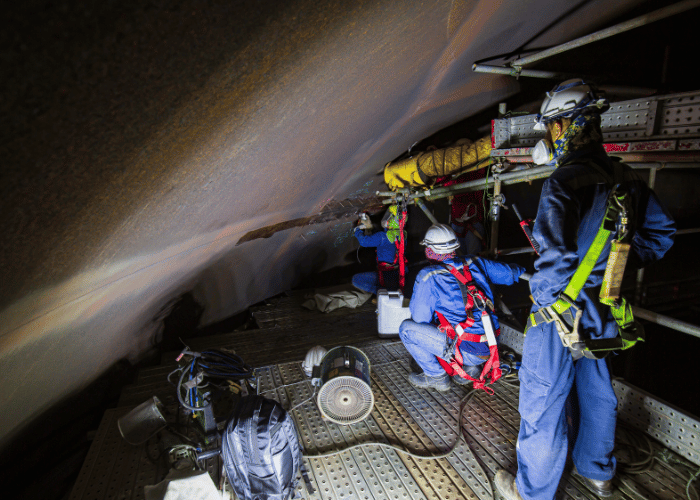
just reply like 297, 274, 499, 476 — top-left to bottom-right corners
221, 395, 303, 500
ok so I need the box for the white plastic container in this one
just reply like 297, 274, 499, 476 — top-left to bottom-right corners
377, 289, 412, 338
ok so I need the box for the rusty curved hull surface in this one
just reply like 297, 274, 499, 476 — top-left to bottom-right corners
0, 0, 642, 447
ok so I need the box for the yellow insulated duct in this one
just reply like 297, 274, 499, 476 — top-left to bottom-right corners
383, 136, 491, 190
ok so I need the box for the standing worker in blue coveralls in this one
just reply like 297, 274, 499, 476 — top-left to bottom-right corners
494, 80, 675, 500
352, 206, 404, 295
399, 224, 525, 392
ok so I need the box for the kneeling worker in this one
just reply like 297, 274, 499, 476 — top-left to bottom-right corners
399, 224, 525, 392
352, 206, 405, 294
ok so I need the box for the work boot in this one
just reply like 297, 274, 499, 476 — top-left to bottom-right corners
408, 372, 451, 392
409, 356, 423, 374
453, 363, 484, 385
494, 469, 523, 500
573, 467, 613, 497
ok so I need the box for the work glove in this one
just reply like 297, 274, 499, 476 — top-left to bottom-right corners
357, 219, 373, 231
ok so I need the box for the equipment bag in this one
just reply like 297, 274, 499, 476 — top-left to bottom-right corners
221, 395, 303, 500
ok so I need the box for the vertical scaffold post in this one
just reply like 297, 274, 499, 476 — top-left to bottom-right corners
490, 177, 502, 255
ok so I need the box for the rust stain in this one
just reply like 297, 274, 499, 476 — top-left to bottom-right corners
236, 195, 384, 245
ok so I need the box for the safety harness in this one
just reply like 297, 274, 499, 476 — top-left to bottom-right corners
433, 258, 502, 394
378, 206, 408, 291
526, 159, 644, 360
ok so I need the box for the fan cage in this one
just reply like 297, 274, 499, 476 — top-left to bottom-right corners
317, 375, 374, 425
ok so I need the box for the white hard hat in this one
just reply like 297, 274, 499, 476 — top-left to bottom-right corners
420, 224, 460, 254
533, 79, 609, 131
302, 346, 327, 377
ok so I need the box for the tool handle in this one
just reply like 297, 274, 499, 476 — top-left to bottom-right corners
519, 220, 540, 255
512, 203, 524, 221
512, 204, 540, 254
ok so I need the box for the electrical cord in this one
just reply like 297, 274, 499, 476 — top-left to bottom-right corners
300, 385, 480, 459
197, 349, 253, 379
654, 446, 700, 500
175, 348, 254, 411
607, 421, 700, 500
688, 469, 700, 500
287, 387, 318, 414
296, 382, 497, 500
264, 358, 530, 500
616, 424, 655, 475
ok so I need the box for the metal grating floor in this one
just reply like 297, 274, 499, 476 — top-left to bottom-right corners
70, 297, 698, 500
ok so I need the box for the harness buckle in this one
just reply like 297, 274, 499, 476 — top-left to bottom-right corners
470, 291, 486, 311
442, 335, 458, 361
538, 306, 556, 323
535, 302, 585, 357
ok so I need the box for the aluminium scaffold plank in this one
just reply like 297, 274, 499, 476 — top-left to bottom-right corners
492, 90, 700, 152
71, 306, 700, 500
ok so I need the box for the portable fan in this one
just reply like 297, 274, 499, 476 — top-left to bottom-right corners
315, 346, 374, 425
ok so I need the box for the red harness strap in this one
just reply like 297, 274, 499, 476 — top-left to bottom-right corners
398, 211, 407, 290
435, 262, 502, 394
377, 212, 408, 290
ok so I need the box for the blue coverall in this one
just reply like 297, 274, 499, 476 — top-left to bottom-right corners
399, 257, 524, 377
352, 227, 399, 294
516, 144, 675, 499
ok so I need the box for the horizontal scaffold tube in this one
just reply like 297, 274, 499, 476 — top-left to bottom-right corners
511, 0, 700, 68
471, 64, 565, 79
379, 165, 556, 204
378, 162, 700, 204
516, 273, 700, 339
631, 307, 700, 340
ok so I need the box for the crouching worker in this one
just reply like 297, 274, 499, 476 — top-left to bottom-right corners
399, 224, 525, 392
352, 206, 406, 294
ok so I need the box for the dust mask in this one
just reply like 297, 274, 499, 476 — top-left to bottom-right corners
532, 139, 554, 165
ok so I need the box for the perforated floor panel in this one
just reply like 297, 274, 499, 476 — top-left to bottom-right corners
70, 302, 699, 500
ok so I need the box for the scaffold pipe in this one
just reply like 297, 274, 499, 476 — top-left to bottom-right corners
511, 0, 700, 68
414, 198, 439, 225
516, 272, 700, 339
632, 307, 700, 340
471, 64, 565, 79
